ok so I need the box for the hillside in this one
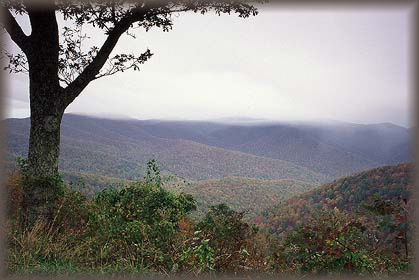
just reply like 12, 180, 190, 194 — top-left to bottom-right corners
123, 118, 412, 177
4, 114, 411, 185
260, 162, 414, 236
3, 115, 325, 184
22, 168, 316, 218
4, 157, 316, 219
166, 176, 315, 218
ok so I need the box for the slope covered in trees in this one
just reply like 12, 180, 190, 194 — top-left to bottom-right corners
4, 114, 411, 184
8, 167, 316, 218
106, 117, 412, 177
260, 163, 414, 236
3, 115, 327, 183
167, 177, 315, 218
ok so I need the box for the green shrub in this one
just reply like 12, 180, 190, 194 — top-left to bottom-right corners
196, 203, 258, 272
177, 230, 215, 274
84, 180, 196, 271
273, 208, 410, 275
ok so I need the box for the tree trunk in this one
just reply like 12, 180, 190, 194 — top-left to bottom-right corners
27, 109, 63, 178
22, 24, 65, 224
22, 83, 66, 227
26, 51, 64, 179
24, 7, 62, 178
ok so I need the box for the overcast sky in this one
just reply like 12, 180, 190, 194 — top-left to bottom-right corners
3, 4, 414, 127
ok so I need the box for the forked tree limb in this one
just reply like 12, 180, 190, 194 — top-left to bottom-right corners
1, 7, 30, 54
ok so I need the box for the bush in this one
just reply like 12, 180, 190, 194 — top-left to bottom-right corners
177, 230, 216, 274
7, 160, 198, 274
195, 203, 259, 272
83, 180, 196, 272
273, 209, 373, 274
272, 207, 414, 275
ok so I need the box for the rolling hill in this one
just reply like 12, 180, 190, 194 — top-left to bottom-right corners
4, 115, 326, 184
4, 114, 411, 185
165, 176, 316, 219
259, 162, 414, 236
165, 120, 412, 177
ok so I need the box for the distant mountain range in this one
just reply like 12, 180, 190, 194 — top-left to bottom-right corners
4, 114, 412, 186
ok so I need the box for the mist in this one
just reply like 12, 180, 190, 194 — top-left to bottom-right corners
3, 5, 414, 128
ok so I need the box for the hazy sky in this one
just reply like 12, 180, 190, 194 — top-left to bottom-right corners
3, 4, 414, 127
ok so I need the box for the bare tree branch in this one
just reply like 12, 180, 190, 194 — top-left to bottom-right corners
0, 6, 30, 53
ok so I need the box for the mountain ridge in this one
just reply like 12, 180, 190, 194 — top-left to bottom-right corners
4, 115, 326, 183
4, 114, 411, 184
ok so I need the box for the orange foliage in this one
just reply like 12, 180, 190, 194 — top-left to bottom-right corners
178, 217, 192, 232
6, 171, 23, 217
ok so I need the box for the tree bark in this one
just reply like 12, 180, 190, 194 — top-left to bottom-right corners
21, 75, 66, 226
27, 106, 64, 178
22, 58, 66, 226
24, 7, 64, 179
26, 69, 65, 178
